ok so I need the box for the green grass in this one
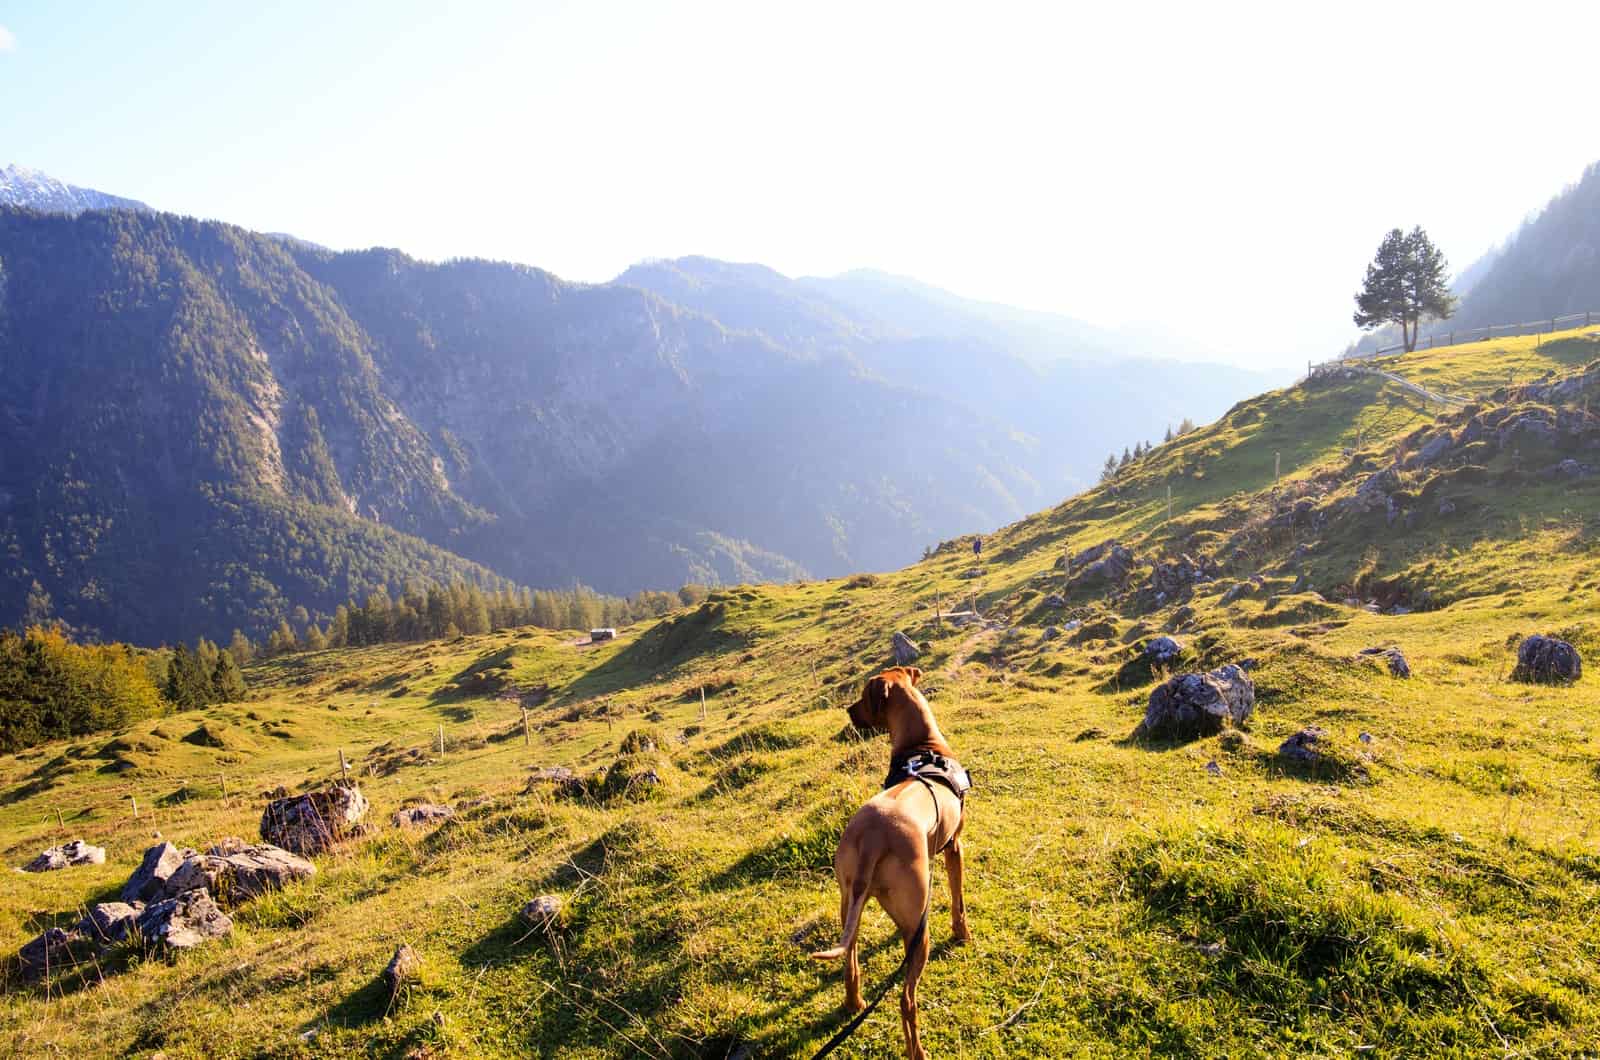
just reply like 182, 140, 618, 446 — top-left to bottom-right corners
4, 333, 1600, 1056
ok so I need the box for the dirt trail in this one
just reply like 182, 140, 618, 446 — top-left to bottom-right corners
943, 621, 1005, 677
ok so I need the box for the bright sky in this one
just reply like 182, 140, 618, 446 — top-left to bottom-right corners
2, 1, 1597, 370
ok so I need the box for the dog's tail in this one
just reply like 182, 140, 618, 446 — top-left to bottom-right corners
809, 870, 873, 961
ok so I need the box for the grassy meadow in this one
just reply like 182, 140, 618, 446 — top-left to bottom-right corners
4, 331, 1600, 1057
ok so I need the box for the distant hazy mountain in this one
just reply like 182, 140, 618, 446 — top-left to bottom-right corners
0, 163, 149, 213
616, 257, 1269, 494
800, 267, 1131, 361
0, 209, 1042, 644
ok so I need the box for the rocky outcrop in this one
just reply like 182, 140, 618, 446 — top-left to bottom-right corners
76, 902, 143, 944
122, 839, 314, 907
1136, 664, 1255, 741
260, 785, 370, 855
1065, 540, 1135, 591
18, 927, 88, 977
121, 841, 191, 903
22, 839, 106, 872
136, 888, 232, 950
1512, 635, 1582, 685
1139, 554, 1218, 606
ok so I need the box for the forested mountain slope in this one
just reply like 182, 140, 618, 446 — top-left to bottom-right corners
0, 209, 1043, 643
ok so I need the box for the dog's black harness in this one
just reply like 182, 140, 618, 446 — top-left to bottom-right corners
883, 750, 971, 854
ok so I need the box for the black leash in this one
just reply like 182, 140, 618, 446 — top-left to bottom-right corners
809, 907, 928, 1059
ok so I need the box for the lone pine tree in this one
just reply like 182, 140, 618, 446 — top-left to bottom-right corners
1354, 226, 1456, 353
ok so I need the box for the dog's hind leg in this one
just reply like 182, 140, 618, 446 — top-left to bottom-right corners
943, 837, 972, 943
842, 888, 864, 1011
886, 870, 931, 1060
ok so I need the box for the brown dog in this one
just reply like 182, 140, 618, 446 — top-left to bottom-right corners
811, 666, 971, 1059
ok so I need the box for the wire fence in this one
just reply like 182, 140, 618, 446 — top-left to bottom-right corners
1343, 310, 1600, 361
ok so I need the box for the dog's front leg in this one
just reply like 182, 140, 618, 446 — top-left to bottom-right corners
944, 838, 972, 943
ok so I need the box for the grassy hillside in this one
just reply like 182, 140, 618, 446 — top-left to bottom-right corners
4, 331, 1600, 1057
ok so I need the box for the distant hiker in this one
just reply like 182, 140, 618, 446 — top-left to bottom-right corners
972, 537, 982, 559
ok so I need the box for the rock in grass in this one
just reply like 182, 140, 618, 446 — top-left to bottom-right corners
891, 631, 921, 667
521, 894, 563, 928
384, 944, 421, 994
1136, 664, 1255, 742
76, 901, 143, 944
1511, 635, 1582, 685
136, 887, 232, 950
23, 838, 106, 872
1277, 727, 1327, 764
18, 926, 86, 977
1358, 646, 1411, 678
123, 839, 314, 906
260, 784, 370, 855
180, 840, 317, 904
392, 804, 455, 829
1043, 593, 1067, 609
121, 841, 192, 902
1143, 636, 1182, 664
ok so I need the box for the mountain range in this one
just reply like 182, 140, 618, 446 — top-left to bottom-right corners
0, 167, 1273, 646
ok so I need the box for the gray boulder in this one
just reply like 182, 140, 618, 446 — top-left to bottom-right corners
890, 631, 921, 667
260, 784, 370, 855
24, 838, 107, 872
1041, 626, 1060, 641
1278, 727, 1327, 764
1512, 635, 1582, 685
393, 804, 455, 829
1068, 542, 1135, 590
1144, 637, 1182, 665
18, 926, 85, 977
1043, 593, 1067, 609
384, 944, 422, 994
123, 839, 314, 906
1137, 664, 1255, 741
121, 841, 192, 903
1358, 646, 1411, 678
522, 894, 563, 927
76, 901, 143, 944
136, 887, 232, 950
180, 839, 317, 904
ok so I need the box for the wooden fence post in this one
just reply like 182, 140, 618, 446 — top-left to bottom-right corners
220, 772, 227, 801
522, 706, 530, 746
437, 725, 444, 755
339, 749, 349, 784
699, 686, 707, 722
56, 807, 65, 830
132, 796, 138, 820
1274, 452, 1281, 482
1166, 484, 1173, 522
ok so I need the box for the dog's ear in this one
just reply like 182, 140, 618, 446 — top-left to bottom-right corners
866, 674, 891, 715
904, 666, 923, 687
